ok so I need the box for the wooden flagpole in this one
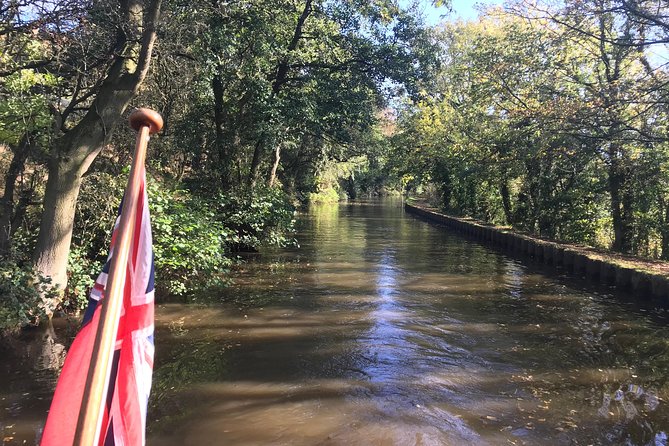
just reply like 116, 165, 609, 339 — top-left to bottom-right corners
73, 109, 163, 446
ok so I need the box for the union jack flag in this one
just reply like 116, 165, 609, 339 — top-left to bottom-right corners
42, 168, 155, 445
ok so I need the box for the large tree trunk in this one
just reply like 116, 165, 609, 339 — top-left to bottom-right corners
33, 152, 91, 288
33, 0, 161, 292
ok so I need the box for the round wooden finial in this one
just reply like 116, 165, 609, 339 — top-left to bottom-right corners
129, 108, 163, 134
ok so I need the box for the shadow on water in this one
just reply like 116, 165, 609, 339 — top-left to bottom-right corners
0, 321, 71, 445
1, 199, 669, 445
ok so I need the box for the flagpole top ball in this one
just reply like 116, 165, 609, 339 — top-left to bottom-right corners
129, 108, 163, 134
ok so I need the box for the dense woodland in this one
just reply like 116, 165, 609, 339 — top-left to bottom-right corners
396, 0, 669, 260
0, 0, 668, 331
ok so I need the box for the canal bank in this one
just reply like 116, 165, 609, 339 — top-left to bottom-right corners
405, 201, 669, 304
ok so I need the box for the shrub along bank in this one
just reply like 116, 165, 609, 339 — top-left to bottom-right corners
0, 173, 296, 334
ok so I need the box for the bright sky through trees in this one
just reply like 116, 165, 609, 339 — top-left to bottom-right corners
421, 0, 504, 25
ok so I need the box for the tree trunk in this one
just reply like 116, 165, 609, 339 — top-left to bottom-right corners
33, 154, 90, 288
271, 0, 313, 94
268, 143, 281, 187
191, 133, 205, 171
499, 180, 513, 225
608, 144, 633, 253
33, 0, 161, 291
212, 67, 232, 186
661, 202, 669, 260
248, 138, 264, 188
344, 175, 356, 200
0, 134, 33, 256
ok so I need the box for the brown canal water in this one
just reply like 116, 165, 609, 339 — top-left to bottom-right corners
2, 200, 669, 445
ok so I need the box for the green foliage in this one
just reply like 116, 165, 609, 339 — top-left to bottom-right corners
74, 171, 224, 299
69, 169, 300, 302
74, 172, 126, 259
309, 156, 367, 202
150, 181, 232, 296
309, 187, 341, 204
0, 69, 57, 146
7, 0, 667, 337
391, 5, 669, 258
0, 0, 438, 329
147, 0, 437, 193
215, 186, 297, 250
65, 247, 98, 310
0, 260, 55, 333
60, 171, 126, 310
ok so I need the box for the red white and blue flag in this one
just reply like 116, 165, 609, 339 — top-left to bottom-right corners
42, 168, 155, 446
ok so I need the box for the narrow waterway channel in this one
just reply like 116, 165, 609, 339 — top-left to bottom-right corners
2, 200, 669, 445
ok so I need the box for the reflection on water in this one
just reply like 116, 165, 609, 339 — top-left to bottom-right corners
2, 200, 669, 445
